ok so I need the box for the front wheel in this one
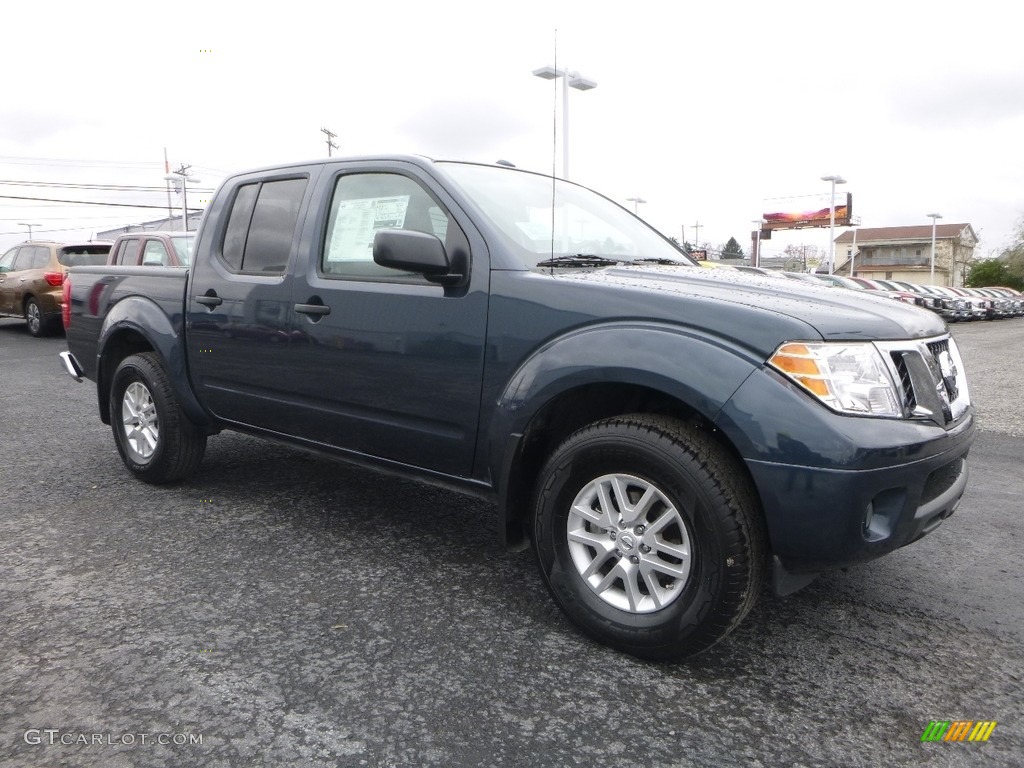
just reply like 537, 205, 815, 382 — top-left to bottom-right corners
532, 414, 766, 660
109, 352, 206, 484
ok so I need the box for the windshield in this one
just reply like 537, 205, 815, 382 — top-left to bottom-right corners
170, 235, 194, 265
439, 162, 694, 269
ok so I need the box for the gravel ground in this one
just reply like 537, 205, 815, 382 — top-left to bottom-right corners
0, 316, 1021, 767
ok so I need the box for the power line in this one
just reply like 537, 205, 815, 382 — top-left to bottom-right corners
0, 155, 161, 169
0, 224, 117, 238
0, 193, 197, 211
0, 179, 215, 193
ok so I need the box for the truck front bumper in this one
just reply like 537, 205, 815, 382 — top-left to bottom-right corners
718, 364, 976, 579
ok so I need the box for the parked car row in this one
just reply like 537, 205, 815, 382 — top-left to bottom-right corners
704, 262, 1021, 323
795, 274, 1024, 322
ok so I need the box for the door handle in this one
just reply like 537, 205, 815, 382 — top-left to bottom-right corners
294, 303, 330, 317
195, 295, 223, 308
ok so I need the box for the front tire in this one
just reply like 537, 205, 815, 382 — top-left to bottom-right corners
109, 352, 206, 484
532, 414, 766, 660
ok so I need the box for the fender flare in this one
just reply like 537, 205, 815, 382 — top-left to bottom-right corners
486, 322, 762, 543
95, 296, 212, 429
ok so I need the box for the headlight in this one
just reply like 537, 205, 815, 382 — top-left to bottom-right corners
768, 342, 902, 417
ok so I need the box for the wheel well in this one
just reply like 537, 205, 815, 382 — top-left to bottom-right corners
501, 383, 756, 548
97, 330, 154, 424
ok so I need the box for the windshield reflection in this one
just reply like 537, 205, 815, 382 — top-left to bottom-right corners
440, 162, 694, 270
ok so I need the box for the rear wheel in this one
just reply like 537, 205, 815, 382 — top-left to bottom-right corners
24, 297, 47, 337
109, 352, 206, 483
532, 414, 766, 660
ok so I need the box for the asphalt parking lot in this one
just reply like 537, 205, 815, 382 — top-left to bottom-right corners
1, 317, 1022, 767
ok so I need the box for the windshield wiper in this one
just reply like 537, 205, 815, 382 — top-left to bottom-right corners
624, 257, 690, 266
536, 254, 622, 268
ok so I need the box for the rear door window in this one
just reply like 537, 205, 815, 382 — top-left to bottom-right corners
116, 239, 141, 266
220, 178, 308, 275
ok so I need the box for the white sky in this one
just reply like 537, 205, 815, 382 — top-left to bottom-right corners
3, 0, 1023, 261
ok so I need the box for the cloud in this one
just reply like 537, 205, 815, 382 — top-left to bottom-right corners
888, 72, 1024, 128
395, 99, 535, 159
0, 110, 92, 146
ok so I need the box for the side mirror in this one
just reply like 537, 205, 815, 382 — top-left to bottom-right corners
373, 229, 464, 286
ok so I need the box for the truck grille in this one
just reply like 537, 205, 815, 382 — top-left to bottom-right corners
891, 354, 916, 411
880, 335, 970, 426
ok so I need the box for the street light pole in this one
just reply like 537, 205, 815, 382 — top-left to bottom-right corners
821, 175, 846, 273
927, 212, 943, 285
626, 196, 646, 215
532, 65, 597, 179
18, 222, 41, 240
850, 226, 857, 276
752, 219, 763, 268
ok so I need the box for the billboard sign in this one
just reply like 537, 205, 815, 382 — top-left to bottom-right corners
762, 192, 852, 231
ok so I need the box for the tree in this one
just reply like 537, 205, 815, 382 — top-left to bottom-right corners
721, 237, 744, 259
998, 214, 1024, 284
667, 237, 694, 254
966, 258, 1021, 289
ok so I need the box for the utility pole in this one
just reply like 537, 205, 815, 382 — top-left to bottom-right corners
164, 164, 201, 232
321, 127, 339, 157
692, 220, 702, 247
164, 148, 173, 223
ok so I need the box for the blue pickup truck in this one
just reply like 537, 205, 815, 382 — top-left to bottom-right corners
61, 156, 975, 659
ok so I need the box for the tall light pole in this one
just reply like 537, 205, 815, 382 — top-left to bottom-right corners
626, 196, 646, 215
164, 165, 202, 232
927, 212, 943, 285
821, 174, 846, 274
18, 222, 41, 240
850, 227, 858, 276
532, 65, 597, 179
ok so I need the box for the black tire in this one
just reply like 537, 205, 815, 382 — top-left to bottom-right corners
109, 352, 207, 484
24, 297, 48, 337
532, 414, 766, 660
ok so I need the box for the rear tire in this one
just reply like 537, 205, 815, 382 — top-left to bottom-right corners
24, 297, 48, 337
109, 352, 206, 484
532, 414, 766, 660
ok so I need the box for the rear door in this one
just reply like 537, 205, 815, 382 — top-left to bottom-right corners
283, 161, 490, 476
186, 168, 319, 432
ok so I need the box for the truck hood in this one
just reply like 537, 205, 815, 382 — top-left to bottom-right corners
554, 264, 946, 343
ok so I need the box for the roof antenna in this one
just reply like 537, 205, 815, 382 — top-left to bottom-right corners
548, 30, 558, 272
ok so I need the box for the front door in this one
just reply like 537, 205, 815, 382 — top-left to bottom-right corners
284, 164, 489, 477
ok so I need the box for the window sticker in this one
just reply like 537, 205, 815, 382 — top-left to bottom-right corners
327, 195, 410, 263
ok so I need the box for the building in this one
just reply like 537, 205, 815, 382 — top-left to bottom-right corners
96, 211, 203, 241
832, 224, 977, 287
